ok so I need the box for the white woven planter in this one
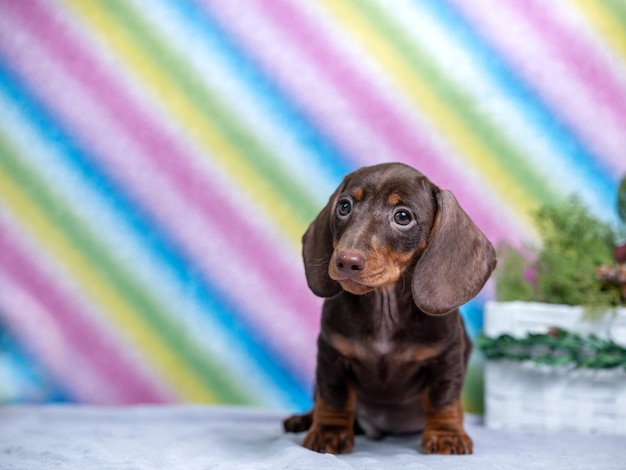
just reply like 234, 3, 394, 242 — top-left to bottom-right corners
483, 301, 626, 435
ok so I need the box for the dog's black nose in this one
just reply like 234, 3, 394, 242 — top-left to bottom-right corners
335, 251, 365, 277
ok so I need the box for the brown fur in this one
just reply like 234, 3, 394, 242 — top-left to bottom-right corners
284, 163, 496, 455
302, 390, 357, 454
422, 398, 472, 454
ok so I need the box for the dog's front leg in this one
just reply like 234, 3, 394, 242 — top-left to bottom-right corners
303, 340, 355, 454
421, 386, 472, 455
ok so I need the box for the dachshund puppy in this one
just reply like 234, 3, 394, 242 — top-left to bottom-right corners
284, 162, 496, 455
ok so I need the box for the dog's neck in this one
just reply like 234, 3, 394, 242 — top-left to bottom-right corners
372, 284, 399, 342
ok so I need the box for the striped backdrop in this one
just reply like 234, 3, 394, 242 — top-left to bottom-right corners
0, 0, 624, 411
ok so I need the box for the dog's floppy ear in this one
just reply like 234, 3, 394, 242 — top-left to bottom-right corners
302, 189, 343, 298
412, 190, 496, 315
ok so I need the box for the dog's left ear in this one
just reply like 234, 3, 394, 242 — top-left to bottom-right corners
302, 189, 343, 298
412, 190, 496, 315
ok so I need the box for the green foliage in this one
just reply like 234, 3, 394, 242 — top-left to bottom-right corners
494, 245, 535, 302
477, 328, 626, 370
534, 197, 617, 308
494, 197, 623, 313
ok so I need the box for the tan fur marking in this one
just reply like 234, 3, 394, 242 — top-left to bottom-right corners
410, 345, 441, 363
329, 243, 419, 293
352, 187, 364, 201
379, 246, 415, 269
423, 396, 465, 433
312, 389, 356, 427
329, 332, 440, 365
387, 192, 402, 205
365, 245, 416, 286
328, 334, 363, 358
303, 390, 356, 454
422, 397, 472, 454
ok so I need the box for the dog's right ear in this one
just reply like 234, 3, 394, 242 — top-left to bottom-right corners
302, 188, 343, 298
411, 190, 496, 315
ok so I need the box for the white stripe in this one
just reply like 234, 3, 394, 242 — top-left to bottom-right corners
205, 0, 533, 243
386, 0, 619, 224
0, 192, 175, 402
203, 0, 397, 166
0, 3, 321, 382
447, 2, 625, 178
0, 70, 303, 409
0, 268, 119, 403
128, 0, 339, 204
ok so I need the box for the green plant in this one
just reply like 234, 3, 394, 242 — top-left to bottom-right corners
477, 328, 626, 370
494, 244, 535, 302
534, 197, 617, 308
495, 196, 622, 314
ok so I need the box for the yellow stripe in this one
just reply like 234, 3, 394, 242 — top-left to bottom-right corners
319, 0, 539, 232
0, 168, 215, 403
62, 0, 307, 246
572, 0, 626, 65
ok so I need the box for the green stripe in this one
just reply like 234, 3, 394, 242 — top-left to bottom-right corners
359, 0, 559, 205
0, 136, 253, 405
605, 0, 626, 32
103, 0, 319, 225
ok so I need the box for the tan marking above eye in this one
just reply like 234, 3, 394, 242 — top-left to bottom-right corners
353, 188, 364, 201
387, 192, 402, 205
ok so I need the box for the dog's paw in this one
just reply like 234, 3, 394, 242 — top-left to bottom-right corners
421, 428, 473, 455
283, 412, 313, 433
303, 426, 354, 454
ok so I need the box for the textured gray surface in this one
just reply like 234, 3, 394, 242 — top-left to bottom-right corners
0, 405, 623, 469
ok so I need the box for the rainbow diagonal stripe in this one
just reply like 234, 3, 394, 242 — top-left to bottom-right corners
0, 0, 624, 409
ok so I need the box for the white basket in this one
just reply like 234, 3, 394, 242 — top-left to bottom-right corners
483, 301, 626, 435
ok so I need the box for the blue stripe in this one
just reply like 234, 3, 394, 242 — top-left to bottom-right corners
0, 320, 72, 403
0, 59, 311, 409
420, 0, 617, 212
169, 0, 354, 182
460, 298, 486, 340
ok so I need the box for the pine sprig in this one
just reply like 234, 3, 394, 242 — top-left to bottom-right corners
477, 328, 626, 370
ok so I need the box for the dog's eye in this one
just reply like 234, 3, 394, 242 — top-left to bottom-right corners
393, 210, 412, 226
337, 200, 352, 217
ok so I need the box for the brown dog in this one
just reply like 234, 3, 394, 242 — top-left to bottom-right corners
283, 163, 496, 455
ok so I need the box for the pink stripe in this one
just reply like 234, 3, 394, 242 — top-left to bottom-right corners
203, 0, 524, 245
450, 0, 626, 176
0, 223, 171, 404
510, 0, 626, 133
3, 0, 322, 336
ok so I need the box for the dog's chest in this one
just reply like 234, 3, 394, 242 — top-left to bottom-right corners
329, 287, 438, 369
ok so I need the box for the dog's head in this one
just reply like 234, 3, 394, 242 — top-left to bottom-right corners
302, 163, 496, 315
